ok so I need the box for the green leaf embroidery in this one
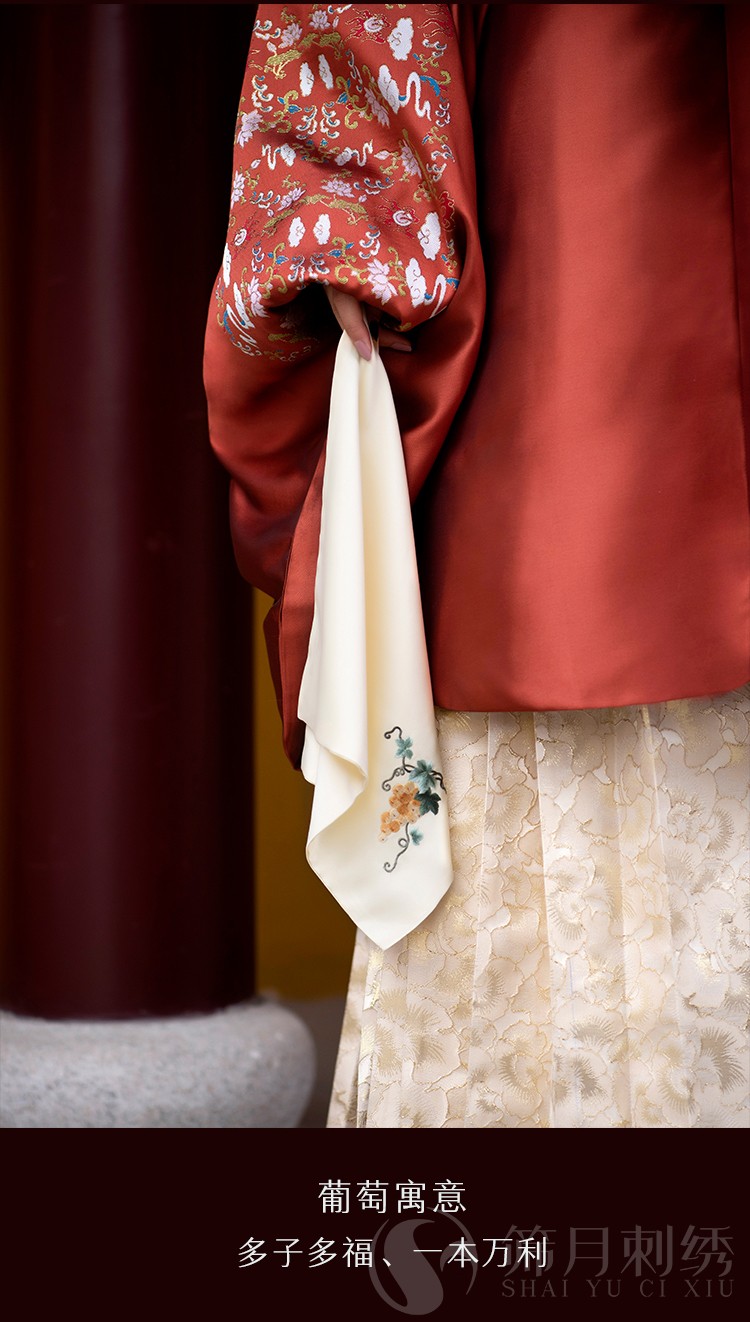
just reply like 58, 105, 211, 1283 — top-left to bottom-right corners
380, 727, 445, 872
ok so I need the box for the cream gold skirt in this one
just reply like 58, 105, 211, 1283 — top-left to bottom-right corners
327, 686, 750, 1128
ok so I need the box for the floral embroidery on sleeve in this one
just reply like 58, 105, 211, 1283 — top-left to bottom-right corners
213, 4, 466, 361
379, 726, 445, 871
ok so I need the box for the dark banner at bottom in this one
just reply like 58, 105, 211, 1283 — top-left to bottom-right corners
4, 1128, 746, 1317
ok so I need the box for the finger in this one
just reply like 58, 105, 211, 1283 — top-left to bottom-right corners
325, 286, 372, 360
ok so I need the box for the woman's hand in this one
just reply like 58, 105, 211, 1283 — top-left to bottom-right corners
325, 286, 412, 361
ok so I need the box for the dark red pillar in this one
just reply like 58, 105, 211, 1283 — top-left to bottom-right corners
0, 4, 258, 1017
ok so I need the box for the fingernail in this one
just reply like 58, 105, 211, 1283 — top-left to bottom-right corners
354, 338, 371, 360
390, 343, 412, 352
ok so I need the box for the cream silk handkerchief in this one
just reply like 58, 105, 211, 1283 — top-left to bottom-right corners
297, 333, 453, 950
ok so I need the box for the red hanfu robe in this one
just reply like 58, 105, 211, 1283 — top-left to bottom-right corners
204, 4, 750, 770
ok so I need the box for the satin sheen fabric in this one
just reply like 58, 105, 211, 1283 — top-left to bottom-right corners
298, 335, 453, 949
205, 5, 750, 770
417, 2, 750, 714
204, 4, 484, 769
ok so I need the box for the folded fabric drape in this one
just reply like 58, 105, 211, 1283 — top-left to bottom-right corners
329, 686, 750, 1128
298, 333, 453, 949
203, 3, 484, 770
205, 5, 750, 771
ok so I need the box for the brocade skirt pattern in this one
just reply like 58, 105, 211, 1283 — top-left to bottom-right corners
327, 687, 750, 1128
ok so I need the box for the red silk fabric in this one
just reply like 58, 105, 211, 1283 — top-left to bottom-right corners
204, 4, 484, 766
420, 2, 750, 714
205, 4, 750, 769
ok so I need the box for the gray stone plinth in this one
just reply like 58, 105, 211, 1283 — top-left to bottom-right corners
0, 998, 315, 1129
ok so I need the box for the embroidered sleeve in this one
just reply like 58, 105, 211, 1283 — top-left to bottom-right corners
212, 3, 466, 361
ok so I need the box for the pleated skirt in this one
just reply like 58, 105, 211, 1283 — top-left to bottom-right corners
327, 686, 749, 1128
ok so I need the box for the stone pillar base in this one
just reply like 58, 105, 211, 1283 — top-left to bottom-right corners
0, 998, 315, 1129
